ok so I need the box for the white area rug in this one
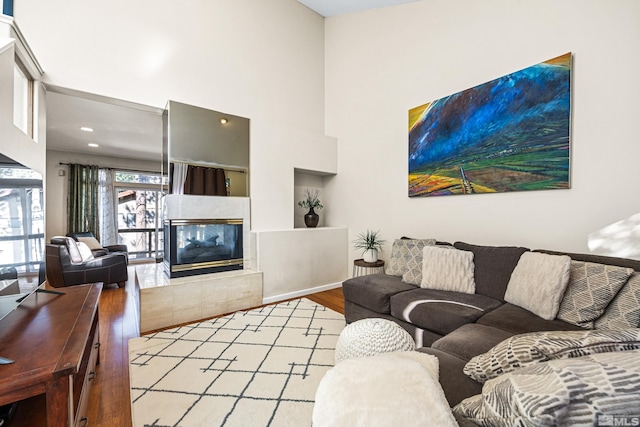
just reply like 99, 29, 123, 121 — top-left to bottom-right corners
128, 298, 345, 427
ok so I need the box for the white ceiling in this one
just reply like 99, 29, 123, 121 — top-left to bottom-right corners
296, 0, 418, 17
45, 0, 419, 162
45, 89, 164, 162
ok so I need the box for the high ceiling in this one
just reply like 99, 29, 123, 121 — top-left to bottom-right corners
45, 0, 419, 162
296, 0, 418, 17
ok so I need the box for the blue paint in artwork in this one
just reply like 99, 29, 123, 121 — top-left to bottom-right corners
2, 0, 14, 16
409, 60, 570, 174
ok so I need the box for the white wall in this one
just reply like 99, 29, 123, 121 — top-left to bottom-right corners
14, 0, 337, 233
0, 32, 45, 174
45, 150, 161, 239
324, 0, 640, 259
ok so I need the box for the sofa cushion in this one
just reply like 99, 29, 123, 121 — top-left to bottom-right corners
453, 242, 529, 301
596, 272, 640, 329
421, 246, 476, 294
453, 350, 640, 426
418, 347, 483, 407
390, 288, 502, 335
504, 251, 571, 320
343, 301, 444, 348
431, 324, 515, 362
385, 238, 436, 279
477, 303, 582, 334
463, 329, 640, 383
557, 261, 634, 329
342, 274, 416, 314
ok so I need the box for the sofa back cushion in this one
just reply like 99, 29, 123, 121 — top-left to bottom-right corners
453, 242, 529, 301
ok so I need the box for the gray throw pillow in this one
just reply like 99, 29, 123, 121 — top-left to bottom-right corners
596, 272, 640, 329
454, 350, 640, 426
463, 329, 640, 383
557, 261, 633, 329
385, 238, 436, 280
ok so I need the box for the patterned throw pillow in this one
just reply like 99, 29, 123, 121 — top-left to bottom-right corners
385, 239, 436, 280
504, 252, 571, 320
420, 246, 476, 294
463, 329, 640, 383
454, 350, 640, 426
596, 272, 640, 329
557, 261, 633, 329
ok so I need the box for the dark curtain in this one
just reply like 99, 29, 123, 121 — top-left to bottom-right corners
184, 165, 227, 196
67, 163, 101, 238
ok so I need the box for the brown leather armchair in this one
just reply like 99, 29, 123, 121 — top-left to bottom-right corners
46, 236, 128, 288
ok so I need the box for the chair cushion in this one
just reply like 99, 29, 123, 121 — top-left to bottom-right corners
477, 303, 583, 334
390, 288, 502, 335
453, 242, 529, 301
342, 274, 416, 314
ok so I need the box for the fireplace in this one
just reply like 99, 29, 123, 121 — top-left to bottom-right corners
164, 219, 243, 278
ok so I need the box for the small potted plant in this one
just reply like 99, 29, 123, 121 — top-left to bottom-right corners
353, 229, 385, 262
298, 188, 323, 228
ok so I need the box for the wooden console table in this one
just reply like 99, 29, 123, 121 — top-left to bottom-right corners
0, 283, 102, 427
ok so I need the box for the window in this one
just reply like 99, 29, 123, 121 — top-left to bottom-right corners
114, 171, 165, 260
13, 59, 33, 137
0, 165, 44, 274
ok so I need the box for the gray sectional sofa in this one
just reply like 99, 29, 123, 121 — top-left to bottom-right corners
342, 240, 640, 423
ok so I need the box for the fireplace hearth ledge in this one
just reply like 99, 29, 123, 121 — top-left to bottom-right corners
135, 263, 263, 333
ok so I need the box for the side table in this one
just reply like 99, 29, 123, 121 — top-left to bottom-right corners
353, 259, 385, 277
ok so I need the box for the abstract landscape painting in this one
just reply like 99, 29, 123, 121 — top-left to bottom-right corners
408, 53, 571, 197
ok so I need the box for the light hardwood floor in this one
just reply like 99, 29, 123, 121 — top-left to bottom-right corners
10, 266, 345, 426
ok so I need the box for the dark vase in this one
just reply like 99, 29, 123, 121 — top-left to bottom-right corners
304, 207, 320, 228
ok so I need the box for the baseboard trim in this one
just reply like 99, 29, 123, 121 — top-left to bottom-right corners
262, 281, 342, 305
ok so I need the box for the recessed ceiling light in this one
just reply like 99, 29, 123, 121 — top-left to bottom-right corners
219, 118, 228, 124
80, 126, 94, 132
88, 143, 99, 148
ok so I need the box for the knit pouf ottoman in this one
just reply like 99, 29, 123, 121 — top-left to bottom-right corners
334, 318, 415, 363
